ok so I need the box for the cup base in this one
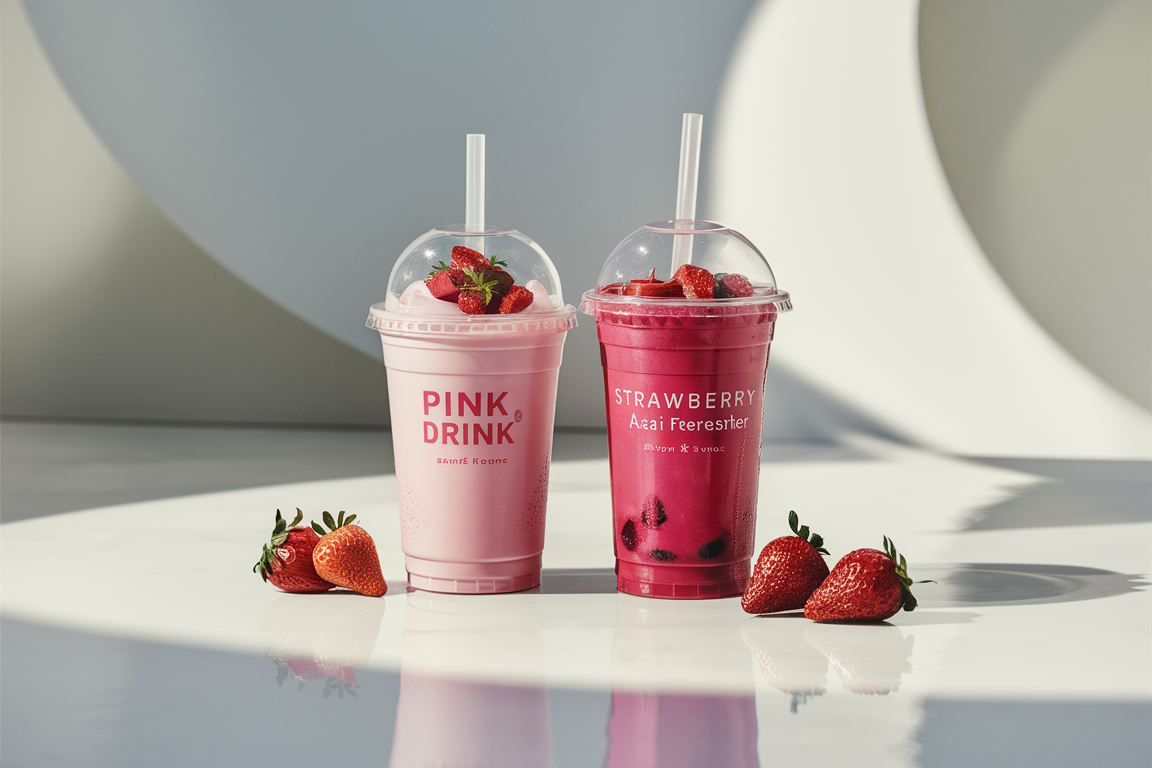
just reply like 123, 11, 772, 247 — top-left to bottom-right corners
405, 554, 541, 595
616, 559, 750, 600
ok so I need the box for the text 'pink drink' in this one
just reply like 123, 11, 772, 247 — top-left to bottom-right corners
581, 220, 791, 598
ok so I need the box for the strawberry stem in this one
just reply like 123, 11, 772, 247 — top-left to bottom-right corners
881, 536, 934, 612
254, 508, 305, 580
787, 510, 830, 556
312, 510, 359, 536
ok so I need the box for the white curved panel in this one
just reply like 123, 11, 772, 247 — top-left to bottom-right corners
713, 0, 1151, 458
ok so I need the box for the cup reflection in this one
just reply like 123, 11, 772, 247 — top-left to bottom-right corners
607, 597, 760, 767
389, 591, 555, 768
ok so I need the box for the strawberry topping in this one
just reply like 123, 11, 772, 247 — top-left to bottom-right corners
714, 273, 755, 298
671, 264, 714, 299
425, 266, 465, 302
450, 245, 489, 272
499, 285, 535, 314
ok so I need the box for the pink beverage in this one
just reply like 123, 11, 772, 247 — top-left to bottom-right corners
390, 592, 554, 767
368, 135, 575, 593
582, 220, 791, 599
606, 691, 759, 768
371, 323, 572, 593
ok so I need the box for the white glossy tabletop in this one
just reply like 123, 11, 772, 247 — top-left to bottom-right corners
3, 434, 1149, 767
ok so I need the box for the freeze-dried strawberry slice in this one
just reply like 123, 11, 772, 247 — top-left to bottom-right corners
672, 264, 714, 299
622, 281, 685, 297
426, 266, 465, 302
499, 285, 534, 314
451, 246, 489, 272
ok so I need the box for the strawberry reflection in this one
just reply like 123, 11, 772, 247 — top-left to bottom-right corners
740, 617, 828, 712
803, 623, 913, 695
260, 592, 385, 696
742, 616, 915, 700
388, 591, 555, 768
608, 597, 760, 767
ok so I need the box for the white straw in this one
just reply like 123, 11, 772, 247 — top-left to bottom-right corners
465, 134, 485, 230
671, 113, 702, 270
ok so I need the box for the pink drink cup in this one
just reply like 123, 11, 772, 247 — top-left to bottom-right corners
377, 326, 570, 593
592, 301, 777, 598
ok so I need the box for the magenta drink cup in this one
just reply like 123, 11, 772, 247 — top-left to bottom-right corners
367, 135, 576, 594
580, 115, 791, 599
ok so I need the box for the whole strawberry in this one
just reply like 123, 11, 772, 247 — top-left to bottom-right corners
742, 511, 830, 614
804, 537, 925, 623
312, 511, 387, 597
457, 267, 501, 314
254, 509, 335, 593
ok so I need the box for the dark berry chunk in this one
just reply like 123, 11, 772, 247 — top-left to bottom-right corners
639, 495, 667, 528
620, 519, 638, 551
713, 272, 754, 298
698, 539, 726, 559
647, 548, 677, 562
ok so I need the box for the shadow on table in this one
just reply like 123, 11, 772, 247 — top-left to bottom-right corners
538, 568, 619, 594
919, 563, 1149, 608
961, 457, 1151, 530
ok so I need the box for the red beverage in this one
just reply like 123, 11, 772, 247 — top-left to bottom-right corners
582, 220, 791, 598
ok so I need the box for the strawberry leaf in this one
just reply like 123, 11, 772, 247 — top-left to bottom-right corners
344, 513, 358, 526
786, 511, 829, 555
460, 267, 498, 305
337, 510, 345, 528
289, 509, 304, 528
311, 521, 325, 536
880, 536, 933, 612
323, 510, 336, 531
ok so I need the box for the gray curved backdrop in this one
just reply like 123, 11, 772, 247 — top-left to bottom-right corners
3, 0, 1147, 433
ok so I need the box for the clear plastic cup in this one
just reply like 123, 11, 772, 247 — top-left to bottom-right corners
580, 220, 791, 598
368, 223, 577, 593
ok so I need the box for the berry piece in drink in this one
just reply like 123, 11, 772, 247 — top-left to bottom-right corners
698, 538, 726, 559
639, 494, 667, 528
620, 519, 639, 551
